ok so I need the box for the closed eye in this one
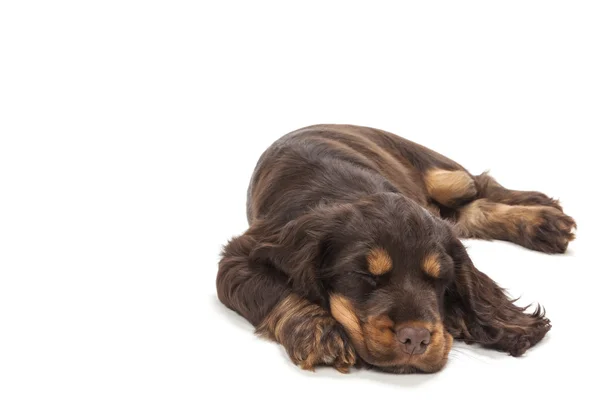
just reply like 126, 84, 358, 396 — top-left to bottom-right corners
354, 270, 379, 287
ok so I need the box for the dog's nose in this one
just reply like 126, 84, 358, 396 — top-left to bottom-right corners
397, 327, 431, 355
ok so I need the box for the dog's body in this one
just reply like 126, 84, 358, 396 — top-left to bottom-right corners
217, 124, 575, 373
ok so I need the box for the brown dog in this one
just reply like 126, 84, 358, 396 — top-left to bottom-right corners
216, 124, 575, 373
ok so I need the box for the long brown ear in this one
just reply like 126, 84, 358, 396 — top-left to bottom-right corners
249, 210, 336, 303
443, 238, 551, 356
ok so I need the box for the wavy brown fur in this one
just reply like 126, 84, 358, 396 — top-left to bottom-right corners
216, 124, 574, 373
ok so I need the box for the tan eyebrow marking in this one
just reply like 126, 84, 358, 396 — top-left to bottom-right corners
366, 248, 393, 275
422, 254, 441, 278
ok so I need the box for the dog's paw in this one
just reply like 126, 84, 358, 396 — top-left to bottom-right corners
286, 318, 356, 373
521, 206, 576, 254
256, 295, 357, 373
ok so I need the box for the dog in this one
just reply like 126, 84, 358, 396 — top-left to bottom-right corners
216, 124, 575, 373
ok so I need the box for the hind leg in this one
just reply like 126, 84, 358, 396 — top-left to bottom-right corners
423, 168, 576, 253
423, 169, 478, 208
424, 168, 563, 210
474, 172, 563, 210
454, 199, 576, 253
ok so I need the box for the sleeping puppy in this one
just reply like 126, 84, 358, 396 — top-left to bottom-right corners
216, 124, 575, 373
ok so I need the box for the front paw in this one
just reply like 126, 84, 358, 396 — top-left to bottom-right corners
256, 295, 357, 373
522, 207, 576, 253
286, 319, 357, 373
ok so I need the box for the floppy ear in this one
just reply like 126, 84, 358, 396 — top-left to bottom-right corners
249, 210, 336, 303
443, 238, 551, 356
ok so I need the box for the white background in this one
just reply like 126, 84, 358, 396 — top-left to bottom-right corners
1, 1, 599, 399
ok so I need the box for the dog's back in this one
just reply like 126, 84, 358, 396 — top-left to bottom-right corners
246, 124, 467, 224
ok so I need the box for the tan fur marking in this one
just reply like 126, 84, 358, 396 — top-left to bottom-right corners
363, 315, 396, 355
329, 295, 363, 340
329, 294, 367, 357
366, 247, 393, 275
422, 254, 441, 278
424, 169, 476, 207
458, 200, 545, 239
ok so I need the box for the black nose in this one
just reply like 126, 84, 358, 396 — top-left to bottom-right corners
397, 327, 431, 355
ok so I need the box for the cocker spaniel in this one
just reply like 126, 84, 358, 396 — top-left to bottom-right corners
216, 124, 575, 373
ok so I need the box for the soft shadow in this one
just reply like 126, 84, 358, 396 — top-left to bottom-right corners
212, 295, 255, 334
288, 363, 440, 387
450, 332, 551, 362
561, 247, 576, 257
451, 341, 504, 361
351, 368, 439, 386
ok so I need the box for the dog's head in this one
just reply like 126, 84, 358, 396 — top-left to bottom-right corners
251, 192, 550, 373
